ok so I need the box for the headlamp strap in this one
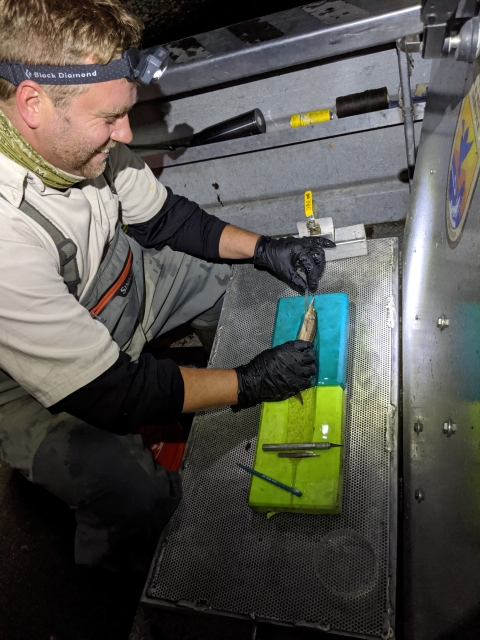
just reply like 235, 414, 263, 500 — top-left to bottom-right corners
0, 46, 169, 86
0, 57, 133, 86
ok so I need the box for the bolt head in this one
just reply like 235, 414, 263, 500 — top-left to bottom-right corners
443, 420, 457, 436
437, 315, 450, 330
415, 489, 424, 502
414, 420, 424, 434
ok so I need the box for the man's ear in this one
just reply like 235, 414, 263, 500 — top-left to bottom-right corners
15, 81, 52, 130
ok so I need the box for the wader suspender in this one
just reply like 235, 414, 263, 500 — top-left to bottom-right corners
0, 191, 81, 400
20, 199, 81, 299
0, 192, 81, 299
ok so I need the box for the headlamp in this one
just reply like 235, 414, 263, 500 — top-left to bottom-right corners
0, 46, 170, 86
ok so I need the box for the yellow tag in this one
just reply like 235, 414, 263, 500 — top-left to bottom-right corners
290, 109, 331, 128
304, 190, 314, 218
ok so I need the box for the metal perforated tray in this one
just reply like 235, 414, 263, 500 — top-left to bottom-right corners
144, 239, 399, 639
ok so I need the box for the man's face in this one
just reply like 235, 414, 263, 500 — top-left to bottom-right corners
40, 78, 137, 179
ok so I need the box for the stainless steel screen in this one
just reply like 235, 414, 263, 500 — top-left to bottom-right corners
145, 239, 399, 639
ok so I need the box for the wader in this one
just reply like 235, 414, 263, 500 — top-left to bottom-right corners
0, 181, 230, 571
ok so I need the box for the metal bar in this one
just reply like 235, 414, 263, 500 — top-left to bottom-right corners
334, 238, 367, 246
277, 452, 320, 458
136, 104, 425, 170
138, 597, 377, 639
262, 442, 341, 451
385, 237, 400, 639
139, 2, 423, 100
396, 38, 416, 182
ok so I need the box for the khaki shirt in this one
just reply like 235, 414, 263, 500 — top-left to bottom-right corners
0, 143, 167, 407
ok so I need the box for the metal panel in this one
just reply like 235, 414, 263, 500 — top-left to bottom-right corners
403, 58, 480, 639
136, 106, 425, 168
130, 49, 431, 147
144, 238, 399, 640
154, 123, 423, 234
130, 48, 431, 234
196, 180, 410, 236
138, 0, 423, 99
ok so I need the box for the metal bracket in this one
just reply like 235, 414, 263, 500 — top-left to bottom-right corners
396, 39, 416, 181
421, 1, 480, 61
399, 33, 423, 53
297, 218, 367, 261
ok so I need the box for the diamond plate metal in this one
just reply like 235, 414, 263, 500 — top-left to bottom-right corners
145, 239, 398, 639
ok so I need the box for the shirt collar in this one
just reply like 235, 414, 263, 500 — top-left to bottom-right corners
0, 152, 63, 206
0, 152, 29, 206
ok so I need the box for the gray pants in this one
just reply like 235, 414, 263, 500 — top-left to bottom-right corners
28, 248, 230, 571
33, 423, 182, 572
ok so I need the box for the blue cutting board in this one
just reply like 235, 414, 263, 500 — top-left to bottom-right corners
272, 293, 349, 388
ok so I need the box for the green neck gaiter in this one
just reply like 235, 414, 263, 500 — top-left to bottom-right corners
0, 109, 84, 190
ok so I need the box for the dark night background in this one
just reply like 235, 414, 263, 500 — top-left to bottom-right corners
131, 0, 308, 49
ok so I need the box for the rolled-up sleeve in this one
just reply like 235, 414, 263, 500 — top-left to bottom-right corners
128, 187, 228, 261
49, 351, 185, 434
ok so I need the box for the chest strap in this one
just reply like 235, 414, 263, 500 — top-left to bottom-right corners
0, 192, 81, 299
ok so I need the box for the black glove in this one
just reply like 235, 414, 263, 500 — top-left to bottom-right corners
253, 235, 335, 294
233, 340, 316, 412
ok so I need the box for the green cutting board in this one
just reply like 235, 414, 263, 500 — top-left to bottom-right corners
248, 386, 345, 514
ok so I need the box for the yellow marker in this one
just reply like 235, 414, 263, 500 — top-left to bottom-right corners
304, 190, 314, 219
304, 190, 320, 235
290, 109, 331, 128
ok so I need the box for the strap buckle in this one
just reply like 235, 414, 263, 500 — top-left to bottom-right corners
57, 238, 77, 267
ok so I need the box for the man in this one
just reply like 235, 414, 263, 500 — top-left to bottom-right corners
0, 0, 333, 571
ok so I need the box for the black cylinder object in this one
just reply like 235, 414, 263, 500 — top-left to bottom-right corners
335, 87, 390, 119
190, 108, 266, 147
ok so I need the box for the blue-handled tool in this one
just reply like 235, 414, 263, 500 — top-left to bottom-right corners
237, 463, 302, 497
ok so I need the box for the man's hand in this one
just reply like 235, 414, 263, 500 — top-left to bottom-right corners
252, 235, 335, 293
233, 340, 316, 412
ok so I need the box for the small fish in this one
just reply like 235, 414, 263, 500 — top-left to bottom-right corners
297, 299, 317, 342
293, 299, 317, 404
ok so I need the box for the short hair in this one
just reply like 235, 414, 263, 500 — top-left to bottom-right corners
0, 0, 143, 108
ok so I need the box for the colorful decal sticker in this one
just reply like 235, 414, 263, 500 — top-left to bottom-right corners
446, 77, 480, 245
